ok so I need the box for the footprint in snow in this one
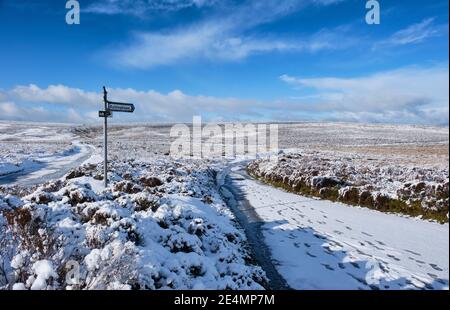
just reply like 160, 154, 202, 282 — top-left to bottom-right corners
306, 251, 317, 258
429, 264, 444, 272
313, 233, 327, 240
427, 273, 438, 279
436, 278, 447, 285
404, 249, 421, 257
333, 230, 343, 235
378, 263, 390, 273
362, 231, 373, 237
338, 263, 346, 269
387, 254, 401, 262
373, 245, 385, 251
335, 219, 344, 224
408, 278, 434, 290
322, 247, 336, 256
356, 249, 371, 257
365, 240, 385, 251
345, 226, 353, 231
321, 264, 335, 271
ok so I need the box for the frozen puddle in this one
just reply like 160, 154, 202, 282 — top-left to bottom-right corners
0, 141, 94, 187
226, 165, 449, 290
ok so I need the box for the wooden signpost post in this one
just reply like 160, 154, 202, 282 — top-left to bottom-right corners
99, 86, 135, 187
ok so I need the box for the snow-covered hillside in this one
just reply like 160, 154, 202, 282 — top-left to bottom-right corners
0, 159, 265, 290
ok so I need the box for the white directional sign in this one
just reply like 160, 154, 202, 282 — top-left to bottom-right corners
107, 101, 135, 113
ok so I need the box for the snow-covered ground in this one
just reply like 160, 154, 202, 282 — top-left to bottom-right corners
0, 121, 448, 290
0, 159, 265, 290
0, 123, 94, 187
248, 150, 449, 222
225, 164, 449, 290
0, 141, 94, 187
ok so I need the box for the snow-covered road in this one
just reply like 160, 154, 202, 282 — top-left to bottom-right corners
0, 141, 95, 187
224, 164, 449, 290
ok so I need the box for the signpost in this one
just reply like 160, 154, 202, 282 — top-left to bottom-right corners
99, 86, 135, 187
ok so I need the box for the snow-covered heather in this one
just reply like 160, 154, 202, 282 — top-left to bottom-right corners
0, 159, 266, 290
248, 150, 449, 222
226, 165, 449, 290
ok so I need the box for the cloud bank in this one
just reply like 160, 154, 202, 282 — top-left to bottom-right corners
1, 66, 448, 125
280, 65, 449, 125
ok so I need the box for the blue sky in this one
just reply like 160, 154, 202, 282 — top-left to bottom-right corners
0, 0, 448, 124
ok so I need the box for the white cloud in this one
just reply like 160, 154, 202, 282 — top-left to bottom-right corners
0, 101, 86, 123
110, 25, 351, 68
8, 84, 99, 107
3, 64, 447, 125
280, 65, 449, 125
0, 85, 263, 123
85, 0, 217, 17
96, 0, 351, 68
108, 22, 354, 68
375, 18, 447, 48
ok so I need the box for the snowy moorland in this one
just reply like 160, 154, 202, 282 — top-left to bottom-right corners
248, 149, 449, 223
0, 121, 448, 290
0, 159, 265, 290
